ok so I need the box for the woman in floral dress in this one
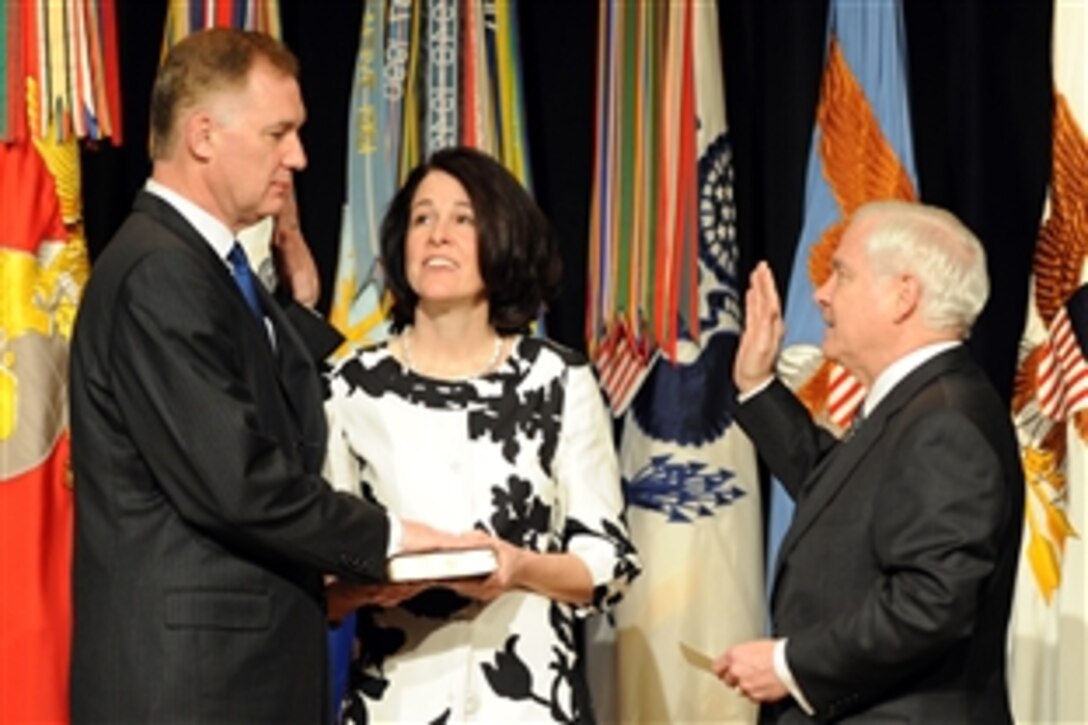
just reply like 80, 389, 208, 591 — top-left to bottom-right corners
324, 147, 640, 724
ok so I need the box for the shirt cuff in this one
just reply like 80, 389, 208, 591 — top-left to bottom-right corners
385, 514, 404, 557
737, 375, 775, 404
774, 638, 816, 716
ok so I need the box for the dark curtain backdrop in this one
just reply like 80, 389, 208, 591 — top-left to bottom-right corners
81, 0, 1052, 402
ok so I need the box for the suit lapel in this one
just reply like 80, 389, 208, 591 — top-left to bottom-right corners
772, 347, 975, 590
132, 192, 263, 329
134, 192, 325, 466
133, 190, 278, 339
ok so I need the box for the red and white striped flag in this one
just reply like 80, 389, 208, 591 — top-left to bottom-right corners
1034, 304, 1088, 420
594, 322, 655, 417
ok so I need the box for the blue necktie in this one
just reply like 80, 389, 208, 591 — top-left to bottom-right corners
227, 242, 265, 324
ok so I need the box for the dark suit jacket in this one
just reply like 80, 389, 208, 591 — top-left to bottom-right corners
737, 347, 1023, 724
69, 192, 389, 723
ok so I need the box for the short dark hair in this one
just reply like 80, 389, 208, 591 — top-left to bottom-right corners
150, 28, 298, 159
380, 147, 562, 335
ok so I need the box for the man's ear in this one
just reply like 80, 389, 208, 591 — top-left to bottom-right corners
184, 111, 215, 161
893, 273, 921, 323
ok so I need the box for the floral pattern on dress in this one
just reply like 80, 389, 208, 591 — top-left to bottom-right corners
324, 336, 640, 724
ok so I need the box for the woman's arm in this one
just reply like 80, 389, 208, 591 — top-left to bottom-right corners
449, 363, 640, 610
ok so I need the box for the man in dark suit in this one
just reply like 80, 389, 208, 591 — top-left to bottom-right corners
714, 201, 1023, 723
69, 29, 458, 723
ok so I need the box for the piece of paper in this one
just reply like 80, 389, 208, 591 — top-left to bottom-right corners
679, 642, 717, 675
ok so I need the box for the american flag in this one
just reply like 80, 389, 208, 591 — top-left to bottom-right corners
1035, 287, 1088, 420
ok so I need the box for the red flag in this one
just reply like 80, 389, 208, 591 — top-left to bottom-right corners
0, 134, 79, 725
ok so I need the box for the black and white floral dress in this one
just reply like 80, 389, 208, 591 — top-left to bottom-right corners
324, 336, 641, 724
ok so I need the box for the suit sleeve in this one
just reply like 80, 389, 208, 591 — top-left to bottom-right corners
110, 250, 389, 582
274, 285, 345, 362
734, 378, 839, 497
785, 408, 1010, 715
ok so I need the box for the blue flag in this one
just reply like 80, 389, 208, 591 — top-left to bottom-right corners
768, 0, 919, 595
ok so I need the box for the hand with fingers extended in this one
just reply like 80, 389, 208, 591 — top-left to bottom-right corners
734, 261, 785, 394
398, 520, 493, 555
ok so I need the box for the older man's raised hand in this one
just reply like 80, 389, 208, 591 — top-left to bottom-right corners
734, 261, 784, 394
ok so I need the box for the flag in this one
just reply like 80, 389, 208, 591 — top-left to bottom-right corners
1, 0, 122, 145
586, 0, 704, 411
593, 323, 657, 420
585, 2, 763, 721
767, 0, 918, 597
424, 0, 458, 157
328, 0, 405, 347
1008, 3, 1087, 722
2, 2, 117, 720
0, 128, 85, 725
162, 0, 281, 52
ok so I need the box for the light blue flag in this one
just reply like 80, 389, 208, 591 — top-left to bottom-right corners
768, 0, 919, 597
330, 0, 407, 345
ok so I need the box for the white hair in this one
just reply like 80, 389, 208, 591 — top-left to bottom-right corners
853, 200, 989, 334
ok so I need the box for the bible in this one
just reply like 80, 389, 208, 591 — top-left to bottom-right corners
387, 547, 498, 582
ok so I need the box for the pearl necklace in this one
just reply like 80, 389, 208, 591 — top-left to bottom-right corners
400, 328, 504, 380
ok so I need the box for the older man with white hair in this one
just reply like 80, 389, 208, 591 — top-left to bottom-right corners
715, 201, 1023, 723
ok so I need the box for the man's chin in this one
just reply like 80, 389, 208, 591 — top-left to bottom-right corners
259, 198, 287, 216
241, 200, 286, 228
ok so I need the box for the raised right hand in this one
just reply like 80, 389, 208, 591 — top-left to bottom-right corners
734, 261, 784, 394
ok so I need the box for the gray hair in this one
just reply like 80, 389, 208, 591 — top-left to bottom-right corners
853, 200, 989, 334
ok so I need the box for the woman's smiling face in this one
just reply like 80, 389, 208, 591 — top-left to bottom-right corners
404, 170, 487, 314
